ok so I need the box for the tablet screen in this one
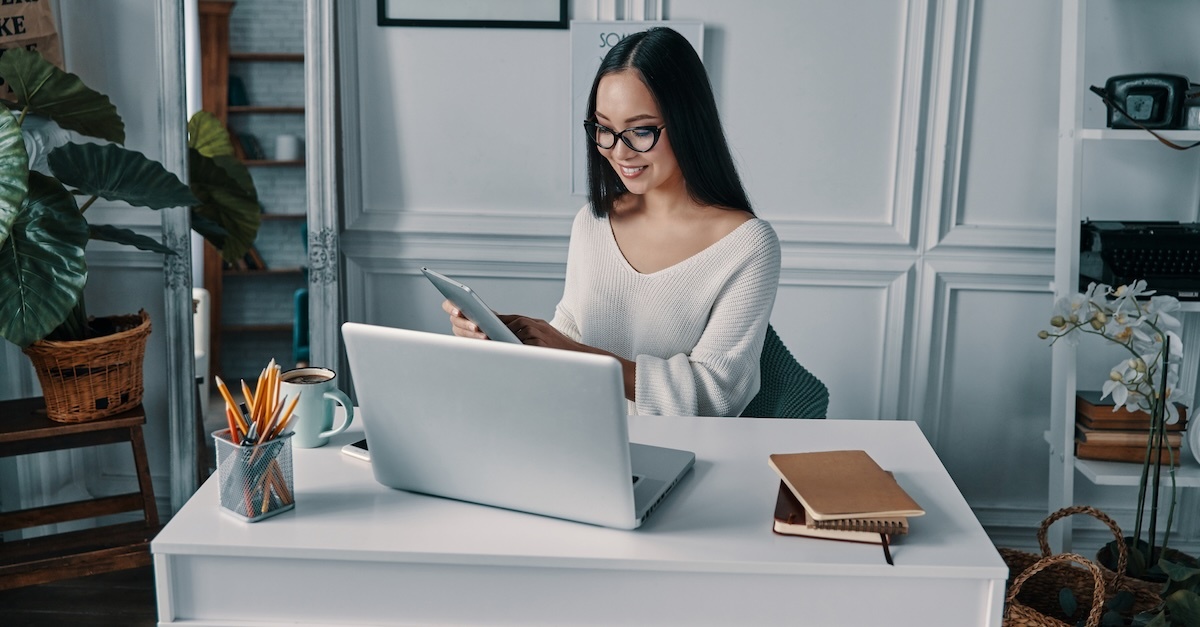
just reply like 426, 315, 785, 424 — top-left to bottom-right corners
421, 267, 522, 344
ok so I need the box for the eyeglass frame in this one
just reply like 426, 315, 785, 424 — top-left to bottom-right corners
582, 120, 667, 153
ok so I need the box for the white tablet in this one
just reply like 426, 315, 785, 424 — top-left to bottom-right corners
421, 267, 522, 344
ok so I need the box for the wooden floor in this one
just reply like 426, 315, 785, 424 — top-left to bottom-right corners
0, 563, 158, 625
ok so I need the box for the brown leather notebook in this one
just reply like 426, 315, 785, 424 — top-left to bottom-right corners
768, 450, 925, 521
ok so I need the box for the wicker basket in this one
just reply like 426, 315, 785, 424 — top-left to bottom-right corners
1005, 553, 1106, 627
999, 505, 1162, 625
22, 310, 151, 423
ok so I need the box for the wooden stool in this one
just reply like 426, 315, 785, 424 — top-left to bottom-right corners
0, 397, 161, 590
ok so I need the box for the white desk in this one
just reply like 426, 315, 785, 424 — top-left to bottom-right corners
153, 416, 1007, 626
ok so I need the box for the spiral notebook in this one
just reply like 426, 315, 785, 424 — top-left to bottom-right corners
772, 482, 906, 543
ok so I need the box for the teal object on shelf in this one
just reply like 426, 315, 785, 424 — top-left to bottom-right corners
741, 325, 829, 419
293, 287, 309, 366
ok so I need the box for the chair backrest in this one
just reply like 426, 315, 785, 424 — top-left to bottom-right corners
741, 324, 829, 419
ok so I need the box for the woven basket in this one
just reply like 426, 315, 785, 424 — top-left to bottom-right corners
22, 310, 151, 423
1004, 553, 1106, 627
999, 505, 1162, 624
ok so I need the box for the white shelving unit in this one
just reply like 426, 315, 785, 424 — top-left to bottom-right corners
1048, 0, 1200, 552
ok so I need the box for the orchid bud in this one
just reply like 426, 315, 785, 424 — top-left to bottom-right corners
1037, 330, 1049, 340
1131, 358, 1145, 372
1050, 315, 1065, 327
1090, 317, 1104, 330
1094, 311, 1107, 324
1069, 313, 1079, 324
1109, 371, 1123, 381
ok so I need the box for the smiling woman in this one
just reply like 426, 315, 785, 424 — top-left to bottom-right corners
443, 27, 782, 418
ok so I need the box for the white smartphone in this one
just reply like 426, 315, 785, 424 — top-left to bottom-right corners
421, 267, 522, 344
340, 438, 370, 462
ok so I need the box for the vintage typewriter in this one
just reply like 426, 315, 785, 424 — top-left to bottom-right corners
1079, 220, 1200, 300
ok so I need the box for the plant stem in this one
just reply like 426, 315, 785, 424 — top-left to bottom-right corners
78, 194, 98, 214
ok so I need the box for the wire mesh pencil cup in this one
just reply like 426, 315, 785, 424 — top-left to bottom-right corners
213, 428, 295, 522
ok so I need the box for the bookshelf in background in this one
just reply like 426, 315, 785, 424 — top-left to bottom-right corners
199, 0, 307, 383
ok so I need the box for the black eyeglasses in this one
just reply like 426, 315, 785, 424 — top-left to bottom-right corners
583, 121, 666, 153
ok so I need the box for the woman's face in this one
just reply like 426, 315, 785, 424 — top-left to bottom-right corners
593, 70, 683, 199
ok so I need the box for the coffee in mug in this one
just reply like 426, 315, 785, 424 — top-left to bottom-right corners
280, 367, 354, 448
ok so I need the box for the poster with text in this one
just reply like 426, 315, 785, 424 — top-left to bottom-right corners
569, 21, 703, 196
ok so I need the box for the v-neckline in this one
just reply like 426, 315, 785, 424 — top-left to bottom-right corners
604, 213, 757, 277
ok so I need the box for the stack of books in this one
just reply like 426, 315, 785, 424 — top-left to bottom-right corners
1074, 391, 1188, 465
768, 450, 925, 564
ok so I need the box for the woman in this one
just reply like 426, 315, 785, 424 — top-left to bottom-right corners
444, 27, 780, 417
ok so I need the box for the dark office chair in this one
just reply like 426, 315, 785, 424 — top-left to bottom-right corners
741, 324, 829, 419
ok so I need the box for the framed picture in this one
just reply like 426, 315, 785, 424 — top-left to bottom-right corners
378, 0, 567, 29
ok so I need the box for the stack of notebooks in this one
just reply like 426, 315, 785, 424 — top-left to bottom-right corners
768, 450, 925, 564
1074, 390, 1189, 465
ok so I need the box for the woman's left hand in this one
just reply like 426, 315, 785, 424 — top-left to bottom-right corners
499, 315, 577, 350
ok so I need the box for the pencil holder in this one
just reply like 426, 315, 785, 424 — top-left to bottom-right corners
213, 429, 295, 522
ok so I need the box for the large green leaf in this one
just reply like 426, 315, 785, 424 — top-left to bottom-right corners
188, 110, 236, 158
0, 107, 29, 247
0, 172, 87, 347
189, 210, 228, 249
89, 224, 178, 256
189, 149, 260, 262
0, 47, 124, 144
47, 142, 197, 210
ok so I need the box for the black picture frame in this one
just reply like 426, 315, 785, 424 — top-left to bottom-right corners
377, 0, 568, 29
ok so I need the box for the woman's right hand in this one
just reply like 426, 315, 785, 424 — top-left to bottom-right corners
442, 299, 487, 339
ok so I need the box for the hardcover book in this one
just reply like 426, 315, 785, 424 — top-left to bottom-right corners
768, 450, 925, 521
1075, 424, 1182, 447
1076, 390, 1188, 424
1075, 441, 1181, 465
1076, 413, 1185, 432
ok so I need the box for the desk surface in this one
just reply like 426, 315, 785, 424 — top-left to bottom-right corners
153, 416, 1007, 626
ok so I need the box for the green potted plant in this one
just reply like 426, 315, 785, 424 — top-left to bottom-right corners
0, 48, 261, 422
1039, 281, 1197, 587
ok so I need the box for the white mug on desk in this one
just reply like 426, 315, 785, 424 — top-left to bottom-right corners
280, 367, 353, 448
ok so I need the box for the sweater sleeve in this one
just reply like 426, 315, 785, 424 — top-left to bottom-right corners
634, 225, 781, 417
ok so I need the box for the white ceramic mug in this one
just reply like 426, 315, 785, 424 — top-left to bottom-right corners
280, 367, 353, 448
274, 134, 303, 161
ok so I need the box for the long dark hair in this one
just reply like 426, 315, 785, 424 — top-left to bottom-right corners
585, 27, 753, 217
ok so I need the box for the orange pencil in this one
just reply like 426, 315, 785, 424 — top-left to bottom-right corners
270, 394, 302, 440
240, 379, 258, 431
224, 407, 240, 445
215, 377, 248, 435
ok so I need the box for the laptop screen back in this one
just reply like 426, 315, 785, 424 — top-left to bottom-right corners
341, 322, 640, 528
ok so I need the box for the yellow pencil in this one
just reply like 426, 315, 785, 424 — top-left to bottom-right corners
214, 376, 247, 435
270, 394, 302, 440
240, 379, 257, 428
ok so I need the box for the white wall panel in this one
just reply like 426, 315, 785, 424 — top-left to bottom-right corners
955, 0, 1060, 232
917, 260, 1053, 511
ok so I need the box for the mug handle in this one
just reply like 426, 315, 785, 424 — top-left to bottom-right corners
319, 388, 354, 439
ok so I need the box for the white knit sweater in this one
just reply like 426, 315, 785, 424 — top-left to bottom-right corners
550, 206, 781, 417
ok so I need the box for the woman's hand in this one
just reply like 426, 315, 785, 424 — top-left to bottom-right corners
499, 315, 578, 350
442, 299, 487, 339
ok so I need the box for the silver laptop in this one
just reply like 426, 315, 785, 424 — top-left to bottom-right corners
341, 322, 695, 529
